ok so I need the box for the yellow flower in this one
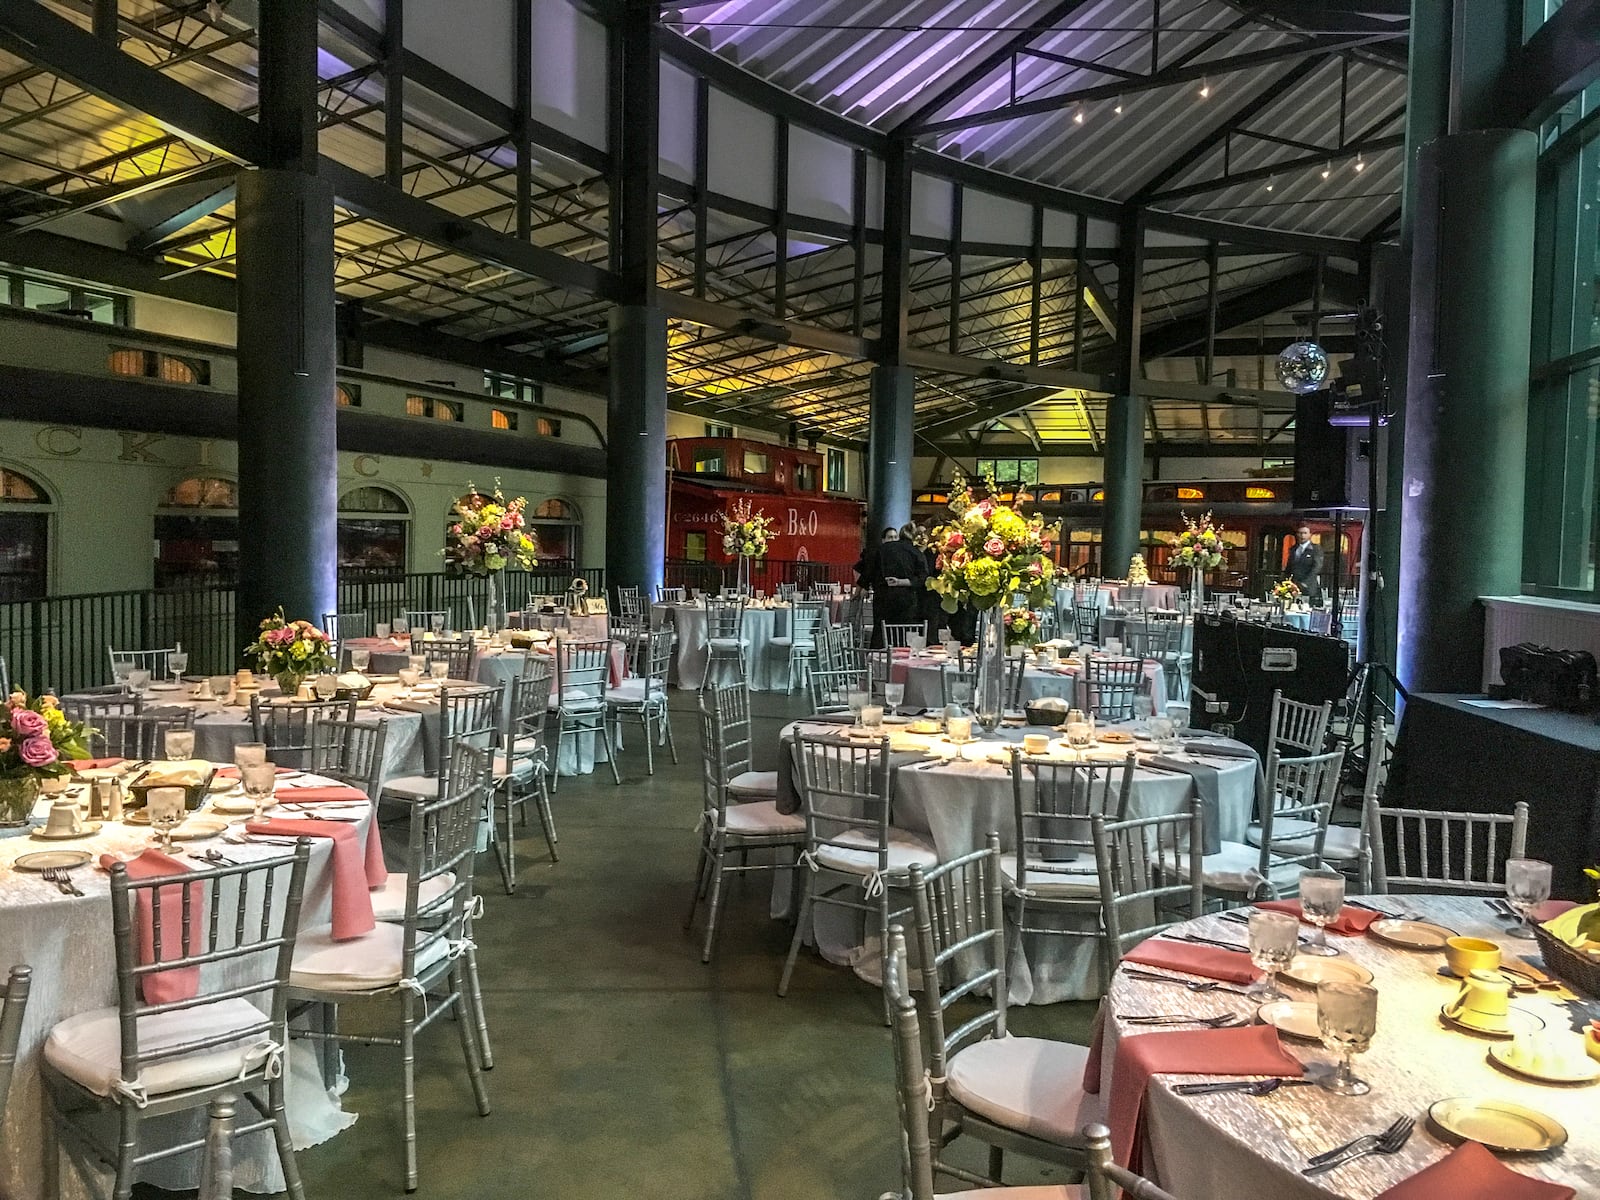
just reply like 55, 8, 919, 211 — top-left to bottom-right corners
967, 558, 1002, 595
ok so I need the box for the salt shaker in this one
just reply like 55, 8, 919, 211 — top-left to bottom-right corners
105, 777, 124, 821
88, 778, 105, 821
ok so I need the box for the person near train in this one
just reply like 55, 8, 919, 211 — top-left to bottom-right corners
866, 526, 927, 646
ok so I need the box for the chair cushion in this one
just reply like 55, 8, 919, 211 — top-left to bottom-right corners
723, 800, 805, 837
999, 852, 1101, 897
1246, 819, 1359, 861
1156, 841, 1309, 894
943, 1189, 1078, 1200
768, 636, 816, 651
370, 871, 456, 922
606, 679, 660, 706
493, 753, 535, 780
946, 1035, 1092, 1145
381, 774, 436, 800
289, 921, 449, 993
552, 695, 606, 714
46, 998, 276, 1099
815, 829, 937, 877
707, 637, 748, 650
728, 770, 779, 798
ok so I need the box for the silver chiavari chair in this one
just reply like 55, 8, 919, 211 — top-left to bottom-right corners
1191, 748, 1344, 901
381, 683, 502, 802
1268, 690, 1333, 760
308, 715, 389, 798
402, 609, 449, 634
1072, 603, 1100, 644
86, 709, 196, 760
879, 622, 926, 650
288, 743, 492, 1193
702, 597, 748, 691
1084, 655, 1142, 722
551, 640, 620, 788
1367, 797, 1528, 895
321, 611, 368, 644
107, 646, 176, 687
1351, 716, 1392, 893
250, 696, 355, 770
419, 635, 475, 681
656, 585, 685, 605
685, 686, 805, 962
0, 654, 9, 696
1125, 619, 1186, 703
1092, 802, 1206, 984
939, 659, 975, 708
605, 627, 678, 775
0, 964, 30, 1114
903, 838, 1094, 1186
63, 693, 144, 725
808, 666, 865, 714
771, 599, 827, 692
42, 843, 313, 1200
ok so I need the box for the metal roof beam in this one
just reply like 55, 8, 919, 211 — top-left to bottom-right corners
1144, 132, 1403, 203
127, 181, 238, 252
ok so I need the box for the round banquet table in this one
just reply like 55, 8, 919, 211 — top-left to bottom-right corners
1057, 583, 1182, 616
1096, 895, 1600, 1199
653, 602, 794, 691
773, 719, 1258, 1003
0, 766, 373, 1199
891, 650, 1169, 717
1097, 614, 1193, 654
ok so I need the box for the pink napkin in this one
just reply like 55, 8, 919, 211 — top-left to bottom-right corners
215, 765, 296, 780
1256, 898, 1381, 936
70, 757, 125, 770
1122, 938, 1261, 984
98, 849, 204, 1003
278, 785, 368, 805
245, 818, 380, 939
1106, 1025, 1303, 1173
1533, 899, 1578, 923
1375, 1142, 1574, 1200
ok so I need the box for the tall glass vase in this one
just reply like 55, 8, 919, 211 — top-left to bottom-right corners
486, 572, 506, 633
1188, 566, 1205, 612
974, 607, 1006, 733
736, 554, 751, 597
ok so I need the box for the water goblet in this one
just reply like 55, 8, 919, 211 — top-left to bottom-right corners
234, 742, 267, 769
1246, 910, 1299, 1001
397, 668, 421, 692
1316, 981, 1378, 1096
1132, 694, 1154, 724
374, 622, 392, 640
860, 704, 884, 734
1299, 868, 1346, 957
883, 682, 905, 716
163, 729, 196, 762
906, 633, 926, 654
847, 690, 868, 726
429, 661, 449, 683
1065, 720, 1093, 760
127, 668, 151, 696
167, 650, 189, 687
146, 786, 186, 853
1504, 858, 1552, 940
241, 761, 277, 822
408, 654, 427, 675
1148, 715, 1177, 751
314, 674, 338, 700
350, 648, 372, 673
431, 614, 447, 636
112, 659, 133, 696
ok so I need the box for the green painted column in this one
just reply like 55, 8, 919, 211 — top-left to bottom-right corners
866, 363, 915, 537
605, 305, 669, 597
1101, 394, 1145, 579
1397, 128, 1537, 691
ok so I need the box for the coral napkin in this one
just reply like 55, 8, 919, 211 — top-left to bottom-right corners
98, 849, 204, 1004
1122, 938, 1261, 984
244, 818, 381, 939
70, 757, 126, 770
214, 765, 297, 780
1255, 898, 1381, 936
1375, 1142, 1574, 1200
1533, 899, 1578, 923
277, 785, 369, 805
1106, 1025, 1303, 1173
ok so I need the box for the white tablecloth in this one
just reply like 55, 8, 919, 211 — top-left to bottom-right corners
1097, 895, 1600, 1198
653, 603, 795, 691
891, 651, 1169, 717
0, 768, 372, 1198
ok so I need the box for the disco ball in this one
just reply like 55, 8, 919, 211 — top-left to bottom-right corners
1276, 341, 1329, 394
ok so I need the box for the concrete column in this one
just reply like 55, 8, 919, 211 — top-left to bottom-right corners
234, 168, 338, 647
1397, 128, 1537, 692
1101, 393, 1145, 578
867, 363, 915, 536
605, 305, 668, 597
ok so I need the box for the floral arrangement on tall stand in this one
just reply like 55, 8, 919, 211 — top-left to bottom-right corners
444, 481, 539, 631
928, 472, 1059, 730
1271, 579, 1302, 606
721, 498, 779, 594
0, 690, 93, 826
1126, 553, 1150, 585
1169, 511, 1225, 609
244, 609, 337, 697
1002, 607, 1040, 651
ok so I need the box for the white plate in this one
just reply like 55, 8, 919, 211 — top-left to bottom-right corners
1255, 1000, 1320, 1041
14, 849, 92, 871
1488, 1042, 1600, 1085
210, 795, 278, 814
1279, 955, 1374, 989
1368, 918, 1455, 950
30, 822, 104, 841
170, 817, 229, 842
146, 683, 183, 692
1440, 1005, 1545, 1040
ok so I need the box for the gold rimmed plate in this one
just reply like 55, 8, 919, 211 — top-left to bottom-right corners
1487, 1043, 1600, 1086
30, 821, 103, 841
210, 795, 278, 815
169, 817, 229, 842
1279, 955, 1374, 989
1439, 1005, 1545, 1040
1368, 918, 1456, 950
1255, 999, 1320, 1041
1427, 1097, 1568, 1153
14, 849, 93, 871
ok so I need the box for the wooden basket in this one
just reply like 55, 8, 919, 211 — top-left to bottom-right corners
1532, 923, 1600, 999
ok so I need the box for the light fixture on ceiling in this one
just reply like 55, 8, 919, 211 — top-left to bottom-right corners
205, 0, 224, 20
1198, 79, 1211, 99
1321, 162, 1332, 180
1354, 154, 1366, 172
1265, 182, 1274, 192
1113, 100, 1123, 114
1073, 104, 1085, 125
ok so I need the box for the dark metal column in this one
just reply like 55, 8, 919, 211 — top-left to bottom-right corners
235, 0, 336, 651
868, 138, 915, 536
1102, 213, 1145, 579
1397, 128, 1537, 692
605, 0, 667, 598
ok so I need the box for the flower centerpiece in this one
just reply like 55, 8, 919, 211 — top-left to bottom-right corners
1126, 553, 1150, 585
929, 473, 1059, 730
444, 481, 539, 629
722, 498, 780, 592
0, 690, 92, 825
1271, 579, 1302, 606
1002, 606, 1040, 651
244, 609, 337, 697
1169, 511, 1225, 607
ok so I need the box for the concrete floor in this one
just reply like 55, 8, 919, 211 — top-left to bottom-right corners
147, 689, 1098, 1198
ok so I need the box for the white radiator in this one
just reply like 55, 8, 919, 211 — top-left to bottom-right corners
1480, 596, 1600, 689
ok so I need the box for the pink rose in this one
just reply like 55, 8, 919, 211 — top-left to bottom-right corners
9, 709, 46, 738
19, 735, 57, 767
1027, 561, 1043, 576
946, 532, 964, 549
983, 536, 1005, 557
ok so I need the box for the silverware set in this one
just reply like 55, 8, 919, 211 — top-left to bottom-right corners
1174, 1078, 1316, 1097
1301, 1115, 1415, 1176
1120, 1012, 1243, 1028
1161, 931, 1252, 953
41, 866, 85, 896
1121, 968, 1255, 996
1485, 897, 1520, 922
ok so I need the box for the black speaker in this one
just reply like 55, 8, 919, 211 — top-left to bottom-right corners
1189, 615, 1352, 758
1293, 390, 1348, 508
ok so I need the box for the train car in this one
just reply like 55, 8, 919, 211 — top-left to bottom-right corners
913, 477, 1363, 600
666, 437, 865, 578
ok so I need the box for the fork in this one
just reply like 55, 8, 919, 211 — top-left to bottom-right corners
1302, 1115, 1414, 1174
1121, 969, 1255, 997
1121, 1012, 1242, 1028
42, 867, 83, 896
1174, 1078, 1316, 1097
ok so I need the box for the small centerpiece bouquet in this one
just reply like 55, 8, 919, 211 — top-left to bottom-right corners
722, 498, 779, 559
1271, 579, 1302, 605
245, 609, 337, 696
1126, 553, 1150, 585
0, 690, 93, 825
1002, 606, 1040, 650
445, 481, 539, 576
927, 472, 1059, 612
1170, 511, 1225, 572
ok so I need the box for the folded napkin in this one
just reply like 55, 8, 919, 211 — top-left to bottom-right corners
245, 818, 381, 939
1375, 1141, 1574, 1200
1534, 899, 1579, 923
69, 757, 126, 771
277, 785, 368, 805
1255, 898, 1381, 937
214, 765, 297, 780
1145, 754, 1222, 855
1181, 739, 1258, 760
98, 849, 204, 1003
1123, 937, 1261, 984
1106, 1024, 1303, 1174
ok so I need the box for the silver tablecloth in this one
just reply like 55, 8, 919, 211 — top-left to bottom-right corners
893, 652, 1169, 717
654, 604, 794, 691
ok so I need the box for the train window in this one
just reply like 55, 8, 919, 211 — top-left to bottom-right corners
684, 532, 707, 561
535, 417, 561, 437
491, 408, 519, 431
976, 458, 1039, 486
340, 486, 408, 514
336, 383, 361, 407
162, 477, 237, 508
405, 395, 462, 421
743, 450, 770, 475
1091, 489, 1104, 502
826, 448, 847, 492
794, 461, 819, 493
109, 347, 210, 385
1245, 486, 1276, 500
1177, 486, 1205, 500
530, 498, 580, 566
0, 466, 50, 602
339, 486, 409, 576
156, 477, 237, 587
694, 451, 726, 474
705, 423, 734, 438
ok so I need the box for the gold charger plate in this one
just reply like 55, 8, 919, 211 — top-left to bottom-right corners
1487, 1042, 1600, 1085
1255, 999, 1320, 1041
14, 849, 93, 871
30, 822, 104, 841
1368, 918, 1455, 950
1427, 1097, 1568, 1152
1279, 955, 1374, 989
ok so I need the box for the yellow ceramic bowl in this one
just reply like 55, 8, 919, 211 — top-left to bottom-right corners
1444, 936, 1502, 978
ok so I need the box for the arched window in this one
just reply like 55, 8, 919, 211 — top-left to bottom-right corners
155, 476, 237, 587
161, 476, 237, 509
529, 497, 580, 565
0, 465, 51, 601
532, 498, 577, 520
339, 486, 409, 576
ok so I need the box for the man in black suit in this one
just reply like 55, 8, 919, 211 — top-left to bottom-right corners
1287, 524, 1324, 604
868, 526, 927, 645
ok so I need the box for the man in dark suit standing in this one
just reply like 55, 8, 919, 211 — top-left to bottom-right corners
869, 527, 928, 645
1287, 524, 1324, 604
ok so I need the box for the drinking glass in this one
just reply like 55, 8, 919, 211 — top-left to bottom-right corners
127, 668, 151, 696
397, 668, 420, 689
112, 659, 132, 696
234, 742, 267, 769
1132, 694, 1154, 724
1148, 715, 1177, 751
163, 729, 195, 762
1504, 858, 1553, 940
883, 683, 906, 716
374, 622, 391, 640
1246, 910, 1300, 1001
429, 661, 449, 683
146, 786, 186, 853
1299, 869, 1346, 957
241, 761, 277, 822
167, 650, 189, 687
408, 654, 427, 675
860, 704, 884, 733
906, 633, 926, 654
1065, 720, 1093, 759
314, 674, 338, 700
431, 614, 447, 636
350, 648, 371, 673
847, 690, 869, 725
1166, 702, 1191, 735
1316, 981, 1378, 1096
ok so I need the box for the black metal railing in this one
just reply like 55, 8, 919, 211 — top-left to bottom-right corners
0, 564, 604, 696
662, 557, 855, 596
